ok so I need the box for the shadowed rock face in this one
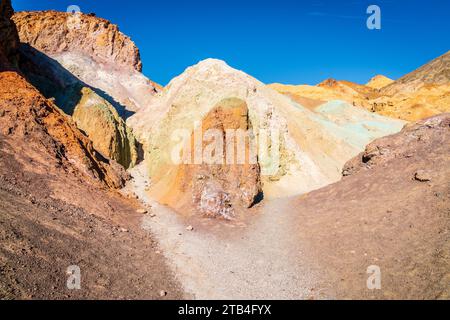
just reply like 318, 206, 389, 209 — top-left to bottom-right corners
0, 0, 19, 69
0, 71, 130, 189
12, 10, 160, 115
73, 87, 138, 169
150, 98, 262, 219
1, 1, 128, 188
13, 10, 142, 72
10, 10, 149, 171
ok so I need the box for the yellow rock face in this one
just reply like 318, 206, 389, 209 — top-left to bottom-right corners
150, 98, 262, 219
366, 75, 394, 89
269, 51, 450, 122
73, 87, 138, 169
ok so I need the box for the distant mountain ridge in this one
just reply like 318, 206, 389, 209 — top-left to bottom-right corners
270, 51, 450, 121
381, 50, 450, 95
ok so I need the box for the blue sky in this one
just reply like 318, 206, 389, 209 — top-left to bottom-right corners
12, 0, 450, 86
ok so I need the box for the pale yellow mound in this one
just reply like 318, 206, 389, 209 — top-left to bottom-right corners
366, 75, 394, 89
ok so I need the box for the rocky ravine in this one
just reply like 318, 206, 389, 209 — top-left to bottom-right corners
1, 0, 448, 300
124, 113, 449, 299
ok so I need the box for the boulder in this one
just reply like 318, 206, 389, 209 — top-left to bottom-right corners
73, 87, 138, 168
149, 98, 262, 219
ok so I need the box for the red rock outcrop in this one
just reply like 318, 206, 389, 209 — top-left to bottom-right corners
150, 98, 262, 219
12, 10, 142, 72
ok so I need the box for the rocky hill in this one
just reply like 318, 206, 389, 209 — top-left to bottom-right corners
270, 52, 450, 122
128, 58, 405, 215
382, 51, 450, 95
11, 10, 153, 168
13, 10, 160, 113
366, 75, 394, 89
13, 10, 142, 72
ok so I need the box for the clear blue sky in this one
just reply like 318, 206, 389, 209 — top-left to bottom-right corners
12, 0, 450, 86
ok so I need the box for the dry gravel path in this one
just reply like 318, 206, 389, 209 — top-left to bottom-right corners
124, 163, 323, 300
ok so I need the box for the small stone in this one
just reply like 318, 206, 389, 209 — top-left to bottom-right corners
159, 290, 167, 297
414, 170, 431, 182
149, 213, 156, 218
119, 228, 128, 233
136, 209, 147, 214
186, 225, 194, 231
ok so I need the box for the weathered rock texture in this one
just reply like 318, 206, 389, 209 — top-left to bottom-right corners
13, 10, 160, 114
0, 2, 183, 299
73, 87, 138, 168
343, 113, 450, 177
129, 59, 405, 200
270, 51, 450, 122
11, 9, 151, 171
150, 98, 262, 219
13, 10, 142, 72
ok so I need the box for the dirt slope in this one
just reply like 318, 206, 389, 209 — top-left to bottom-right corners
290, 113, 450, 299
0, 136, 183, 299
